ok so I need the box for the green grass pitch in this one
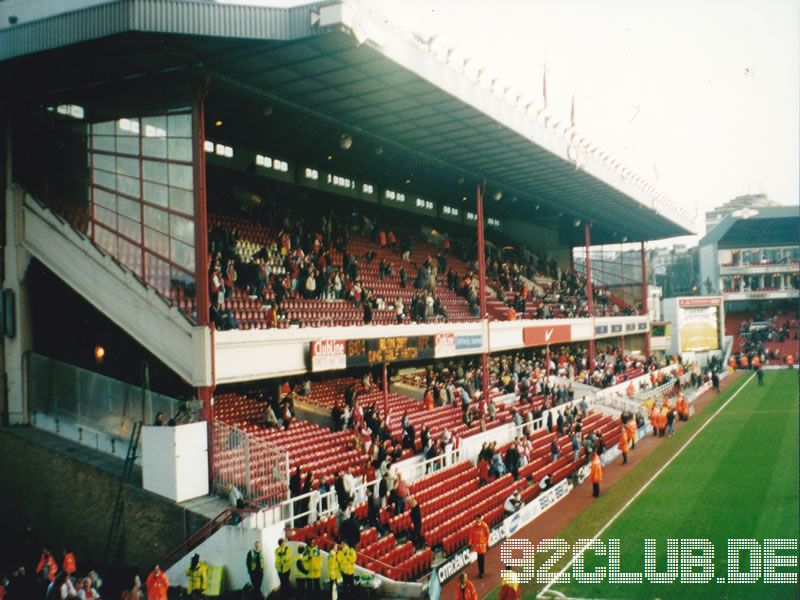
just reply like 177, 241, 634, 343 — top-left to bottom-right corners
497, 369, 800, 600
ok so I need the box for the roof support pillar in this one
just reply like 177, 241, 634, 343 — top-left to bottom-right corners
641, 241, 651, 357
476, 183, 489, 403
585, 222, 595, 373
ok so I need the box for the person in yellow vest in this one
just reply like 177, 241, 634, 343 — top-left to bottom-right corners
307, 539, 322, 595
327, 543, 341, 594
274, 538, 292, 598
246, 541, 264, 599
295, 544, 309, 600
185, 553, 208, 599
338, 542, 357, 598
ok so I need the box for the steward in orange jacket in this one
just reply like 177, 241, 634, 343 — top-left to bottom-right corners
468, 515, 490, 578
625, 419, 637, 450
36, 550, 58, 582
590, 452, 603, 497
618, 427, 629, 464
63, 551, 76, 575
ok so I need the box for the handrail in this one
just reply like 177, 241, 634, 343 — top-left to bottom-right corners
162, 505, 260, 570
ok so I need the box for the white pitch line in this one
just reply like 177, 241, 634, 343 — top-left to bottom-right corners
537, 372, 756, 598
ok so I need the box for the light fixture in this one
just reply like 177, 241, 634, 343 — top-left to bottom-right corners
574, 219, 581, 227
94, 345, 106, 363
457, 176, 464, 184
462, 196, 468, 202
263, 106, 273, 117
339, 133, 353, 150
375, 146, 384, 155
405, 177, 412, 184
621, 236, 628, 242
535, 204, 540, 210
327, 154, 333, 161
493, 191, 503, 201
215, 120, 223, 127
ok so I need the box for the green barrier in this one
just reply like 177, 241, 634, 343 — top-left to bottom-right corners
206, 565, 224, 597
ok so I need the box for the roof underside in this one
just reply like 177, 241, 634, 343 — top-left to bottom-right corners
0, 0, 692, 246
716, 217, 800, 249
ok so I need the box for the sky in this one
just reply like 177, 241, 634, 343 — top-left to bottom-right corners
224, 0, 799, 245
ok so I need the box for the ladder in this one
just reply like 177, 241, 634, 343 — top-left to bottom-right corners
104, 421, 142, 563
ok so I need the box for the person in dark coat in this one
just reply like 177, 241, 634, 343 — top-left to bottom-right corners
409, 498, 423, 548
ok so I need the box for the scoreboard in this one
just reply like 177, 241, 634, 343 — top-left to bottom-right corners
344, 336, 435, 367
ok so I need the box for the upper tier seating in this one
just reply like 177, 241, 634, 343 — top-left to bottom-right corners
207, 213, 477, 330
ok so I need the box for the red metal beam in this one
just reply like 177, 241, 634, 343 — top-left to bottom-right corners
476, 183, 489, 402
641, 241, 651, 356
192, 79, 210, 327
585, 223, 595, 373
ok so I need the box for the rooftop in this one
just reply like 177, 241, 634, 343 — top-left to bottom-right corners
0, 0, 693, 245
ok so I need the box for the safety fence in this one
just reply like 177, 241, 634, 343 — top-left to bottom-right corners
211, 419, 289, 507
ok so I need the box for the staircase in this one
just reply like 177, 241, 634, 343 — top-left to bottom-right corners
19, 191, 211, 386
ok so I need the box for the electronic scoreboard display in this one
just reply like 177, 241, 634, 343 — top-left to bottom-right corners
345, 336, 435, 367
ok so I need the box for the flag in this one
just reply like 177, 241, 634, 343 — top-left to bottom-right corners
570, 93, 576, 128
541, 65, 548, 111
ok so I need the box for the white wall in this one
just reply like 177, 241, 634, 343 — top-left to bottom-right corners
3, 185, 33, 424
142, 423, 209, 503
0, 0, 115, 29
216, 315, 649, 383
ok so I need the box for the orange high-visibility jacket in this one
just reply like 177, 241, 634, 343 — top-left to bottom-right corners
468, 519, 490, 554
625, 420, 637, 442
146, 570, 170, 600
36, 554, 57, 582
590, 454, 603, 483
63, 552, 76, 575
618, 429, 629, 453
456, 580, 479, 600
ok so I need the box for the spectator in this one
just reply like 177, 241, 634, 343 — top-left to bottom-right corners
468, 515, 490, 578
504, 490, 522, 516
409, 497, 423, 548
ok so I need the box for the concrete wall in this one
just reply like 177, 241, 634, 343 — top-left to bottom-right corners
0, 429, 209, 574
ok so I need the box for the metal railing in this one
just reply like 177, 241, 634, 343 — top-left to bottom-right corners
211, 420, 290, 507
254, 447, 461, 530
27, 352, 182, 452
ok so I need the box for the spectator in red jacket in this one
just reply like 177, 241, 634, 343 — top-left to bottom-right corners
455, 572, 478, 600
62, 549, 76, 576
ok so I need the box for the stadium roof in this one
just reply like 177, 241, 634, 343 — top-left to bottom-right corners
0, 0, 694, 246
699, 206, 800, 249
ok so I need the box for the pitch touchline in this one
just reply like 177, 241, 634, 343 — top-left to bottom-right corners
537, 373, 757, 598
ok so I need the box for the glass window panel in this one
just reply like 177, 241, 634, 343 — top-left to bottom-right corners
171, 239, 195, 271
93, 188, 116, 211
142, 115, 167, 134
169, 186, 194, 216
116, 173, 140, 198
143, 160, 168, 184
116, 156, 140, 178
94, 225, 118, 256
168, 163, 193, 190
94, 205, 117, 229
144, 205, 169, 234
92, 121, 115, 135
168, 137, 192, 162
117, 196, 140, 221
93, 152, 115, 172
117, 118, 139, 136
116, 135, 139, 155
145, 226, 170, 257
167, 113, 192, 138
145, 253, 171, 295
170, 214, 195, 245
143, 181, 168, 208
118, 215, 141, 243
91, 135, 115, 153
142, 137, 167, 159
118, 237, 142, 276
171, 266, 194, 288
93, 168, 116, 190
